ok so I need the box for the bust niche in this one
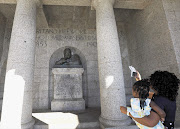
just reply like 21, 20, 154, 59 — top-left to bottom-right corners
51, 48, 85, 111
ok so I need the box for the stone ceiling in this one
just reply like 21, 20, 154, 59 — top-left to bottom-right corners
0, 0, 151, 28
0, 0, 152, 9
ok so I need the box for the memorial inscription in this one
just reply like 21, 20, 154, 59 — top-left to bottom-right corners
36, 35, 47, 47
51, 68, 85, 111
49, 35, 96, 41
36, 28, 97, 48
55, 75, 82, 99
36, 28, 95, 35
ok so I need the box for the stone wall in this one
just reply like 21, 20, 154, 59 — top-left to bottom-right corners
32, 6, 132, 109
32, 6, 99, 109
0, 28, 10, 97
126, 0, 178, 77
115, 8, 133, 106
33, 28, 99, 109
0, 13, 6, 109
0, 13, 5, 62
117, 23, 132, 106
126, 0, 180, 121
0, 5, 133, 110
162, 0, 180, 121
162, 0, 180, 72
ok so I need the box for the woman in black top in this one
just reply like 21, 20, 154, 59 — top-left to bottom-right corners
120, 71, 179, 129
150, 71, 179, 128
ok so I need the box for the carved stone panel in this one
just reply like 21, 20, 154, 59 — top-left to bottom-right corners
51, 68, 85, 111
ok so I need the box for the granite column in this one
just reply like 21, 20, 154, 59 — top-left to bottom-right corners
0, 0, 37, 128
93, 0, 131, 127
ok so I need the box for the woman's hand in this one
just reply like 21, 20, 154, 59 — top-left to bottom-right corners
135, 71, 141, 81
120, 106, 127, 114
160, 117, 165, 122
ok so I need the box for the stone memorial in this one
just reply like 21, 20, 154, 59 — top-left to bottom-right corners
2, 1, 180, 128
51, 48, 85, 111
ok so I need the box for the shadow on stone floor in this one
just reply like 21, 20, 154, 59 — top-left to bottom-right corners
33, 108, 101, 129
0, 108, 179, 129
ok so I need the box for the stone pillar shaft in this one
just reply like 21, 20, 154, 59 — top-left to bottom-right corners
94, 0, 130, 127
1, 0, 37, 128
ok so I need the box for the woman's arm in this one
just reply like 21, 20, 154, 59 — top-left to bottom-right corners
150, 101, 166, 119
120, 106, 160, 127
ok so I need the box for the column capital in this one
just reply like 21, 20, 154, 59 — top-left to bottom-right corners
91, 0, 115, 10
36, 0, 43, 7
16, 0, 42, 7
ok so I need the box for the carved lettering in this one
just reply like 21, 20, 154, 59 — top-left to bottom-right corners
37, 28, 76, 35
36, 35, 47, 47
37, 29, 96, 35
79, 29, 87, 34
87, 42, 97, 47
36, 40, 47, 47
48, 34, 96, 41
36, 29, 97, 48
76, 35, 84, 41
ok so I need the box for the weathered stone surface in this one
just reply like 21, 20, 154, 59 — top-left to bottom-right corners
35, 27, 100, 108
126, 0, 180, 124
126, 0, 178, 78
0, 0, 37, 128
52, 68, 84, 99
94, 0, 130, 127
51, 68, 85, 111
26, 3, 132, 111
1, 0, 180, 128
0, 13, 6, 110
0, 0, 152, 9
162, 0, 180, 121
51, 98, 85, 111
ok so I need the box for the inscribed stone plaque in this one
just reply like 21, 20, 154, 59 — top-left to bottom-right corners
51, 68, 85, 111
54, 74, 83, 99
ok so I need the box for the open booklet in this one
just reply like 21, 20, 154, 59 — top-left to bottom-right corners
129, 66, 141, 81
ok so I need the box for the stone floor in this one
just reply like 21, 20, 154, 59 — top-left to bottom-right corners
0, 108, 180, 129
32, 108, 138, 129
33, 108, 101, 129
32, 108, 180, 129
175, 121, 180, 129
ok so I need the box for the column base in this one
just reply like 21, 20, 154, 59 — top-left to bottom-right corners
21, 118, 35, 129
100, 123, 138, 129
99, 115, 131, 128
0, 118, 35, 129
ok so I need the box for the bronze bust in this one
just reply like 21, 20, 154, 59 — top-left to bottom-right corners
54, 48, 82, 68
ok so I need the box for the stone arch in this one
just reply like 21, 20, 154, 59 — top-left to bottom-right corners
48, 46, 88, 108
